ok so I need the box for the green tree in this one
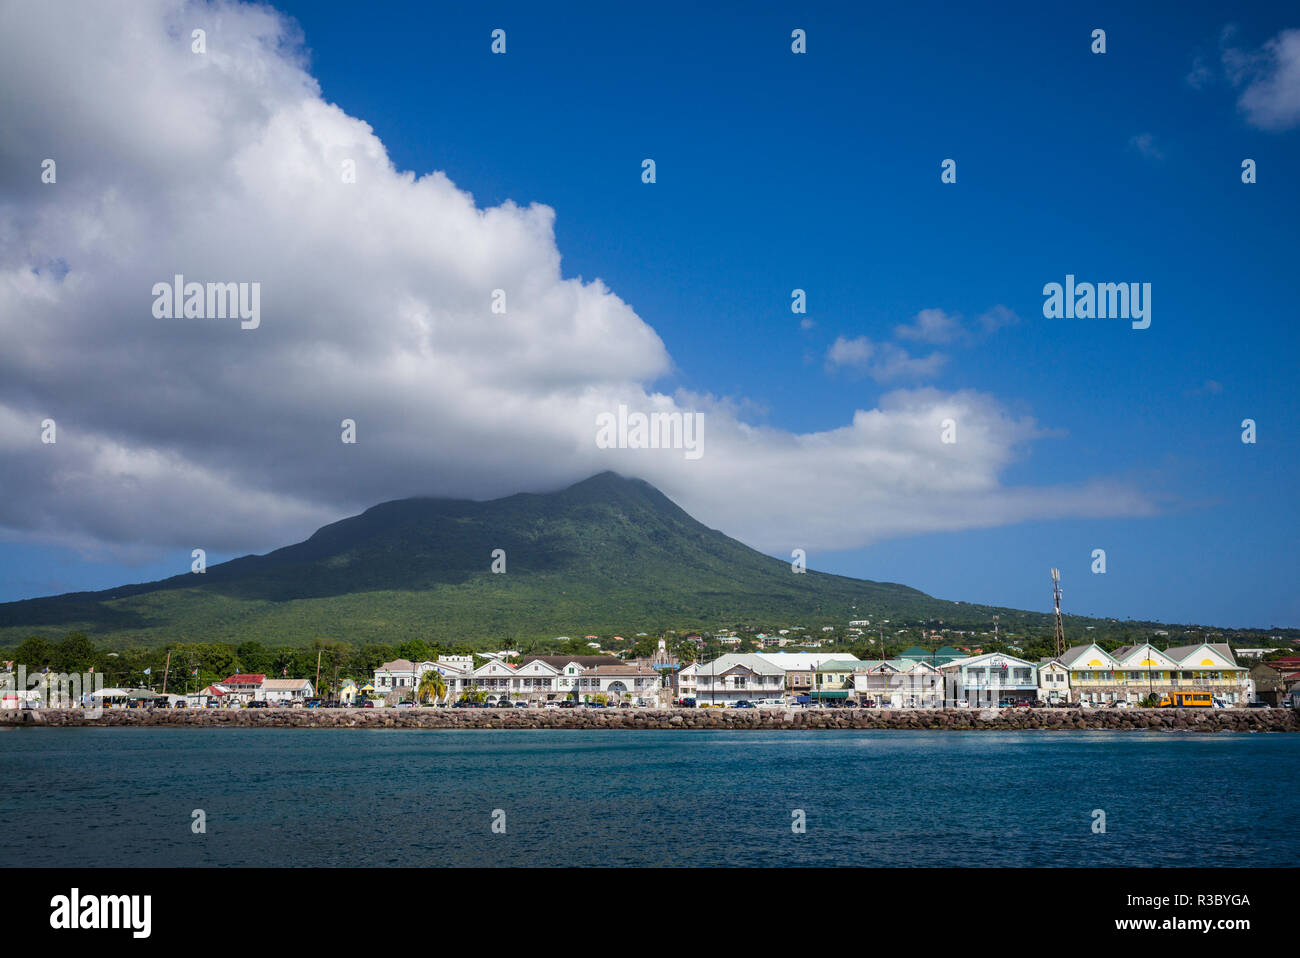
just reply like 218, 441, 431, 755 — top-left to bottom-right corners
12, 635, 54, 670
52, 632, 99, 673
417, 670, 446, 705
630, 636, 657, 659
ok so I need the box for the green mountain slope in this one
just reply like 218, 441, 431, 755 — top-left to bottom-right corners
0, 472, 1091, 647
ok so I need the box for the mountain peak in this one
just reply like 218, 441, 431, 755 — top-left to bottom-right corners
0, 471, 1031, 649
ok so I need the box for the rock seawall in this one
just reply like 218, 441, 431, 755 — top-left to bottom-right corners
3, 706, 1297, 731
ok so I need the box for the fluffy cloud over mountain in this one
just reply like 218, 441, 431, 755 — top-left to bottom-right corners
0, 0, 1153, 563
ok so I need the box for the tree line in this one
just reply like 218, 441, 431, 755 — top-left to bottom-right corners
1, 633, 480, 697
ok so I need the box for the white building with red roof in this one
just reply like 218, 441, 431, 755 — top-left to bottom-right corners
220, 673, 265, 704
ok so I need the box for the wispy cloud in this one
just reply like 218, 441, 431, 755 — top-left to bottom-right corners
894, 307, 967, 345
825, 337, 948, 382
977, 304, 1020, 335
1128, 132, 1165, 162
827, 304, 1020, 382
1190, 26, 1300, 131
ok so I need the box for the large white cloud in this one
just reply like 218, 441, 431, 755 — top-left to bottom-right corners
0, 0, 1154, 565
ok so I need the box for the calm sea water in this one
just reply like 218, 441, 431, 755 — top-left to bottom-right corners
3, 727, 1295, 867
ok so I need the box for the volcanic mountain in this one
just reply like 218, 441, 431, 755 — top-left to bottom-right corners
0, 472, 1061, 647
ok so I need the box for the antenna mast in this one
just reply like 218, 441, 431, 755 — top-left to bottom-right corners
1051, 568, 1066, 658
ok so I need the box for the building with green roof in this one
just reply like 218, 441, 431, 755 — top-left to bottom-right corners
898, 645, 967, 666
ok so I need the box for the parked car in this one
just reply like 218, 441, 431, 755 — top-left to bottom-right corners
1247, 701, 1271, 708
732, 700, 755, 709
361, 700, 377, 709
393, 702, 413, 709
680, 698, 696, 708
513, 701, 529, 708
493, 699, 514, 708
246, 700, 268, 709
558, 700, 578, 708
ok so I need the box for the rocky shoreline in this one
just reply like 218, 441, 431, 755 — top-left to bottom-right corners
3, 706, 1298, 731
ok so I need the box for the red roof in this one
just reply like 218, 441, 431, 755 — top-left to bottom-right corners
222, 673, 266, 686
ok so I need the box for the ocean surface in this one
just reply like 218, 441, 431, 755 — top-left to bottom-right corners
3, 727, 1295, 867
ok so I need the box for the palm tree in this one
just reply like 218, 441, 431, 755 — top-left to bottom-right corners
417, 670, 447, 706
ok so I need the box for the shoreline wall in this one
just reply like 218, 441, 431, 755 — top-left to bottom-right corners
3, 706, 1298, 731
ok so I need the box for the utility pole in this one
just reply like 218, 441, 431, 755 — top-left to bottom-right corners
1052, 568, 1066, 659
161, 649, 172, 694
314, 649, 323, 696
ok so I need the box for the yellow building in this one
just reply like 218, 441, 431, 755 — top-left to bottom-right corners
1060, 642, 1248, 705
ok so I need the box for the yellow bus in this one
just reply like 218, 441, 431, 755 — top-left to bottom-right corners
1156, 692, 1213, 708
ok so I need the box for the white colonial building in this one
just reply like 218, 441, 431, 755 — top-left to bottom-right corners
1038, 660, 1070, 704
372, 659, 422, 693
850, 659, 944, 708
941, 653, 1038, 705
694, 654, 786, 706
370, 654, 667, 706
575, 664, 661, 704
673, 662, 699, 702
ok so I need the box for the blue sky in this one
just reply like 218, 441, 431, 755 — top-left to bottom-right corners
1, 0, 1297, 629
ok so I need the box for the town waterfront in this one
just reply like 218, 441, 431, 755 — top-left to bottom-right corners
4, 728, 1297, 867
